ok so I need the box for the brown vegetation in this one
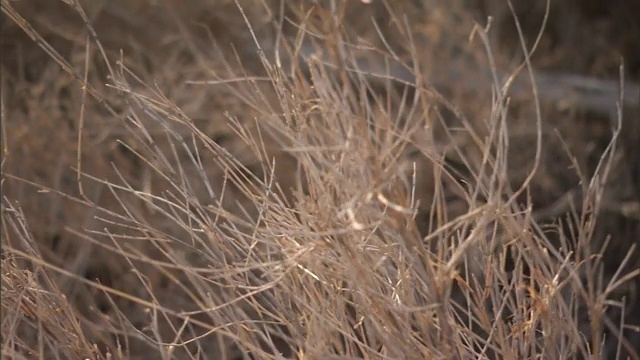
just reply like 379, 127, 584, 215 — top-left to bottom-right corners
2, 0, 639, 359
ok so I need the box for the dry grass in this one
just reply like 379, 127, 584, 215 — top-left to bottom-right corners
2, 0, 639, 359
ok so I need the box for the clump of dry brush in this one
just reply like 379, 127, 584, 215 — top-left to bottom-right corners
2, 0, 639, 359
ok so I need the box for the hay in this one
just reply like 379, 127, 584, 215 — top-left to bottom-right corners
2, 0, 639, 359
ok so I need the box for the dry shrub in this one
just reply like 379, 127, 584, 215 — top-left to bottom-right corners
2, 0, 639, 359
